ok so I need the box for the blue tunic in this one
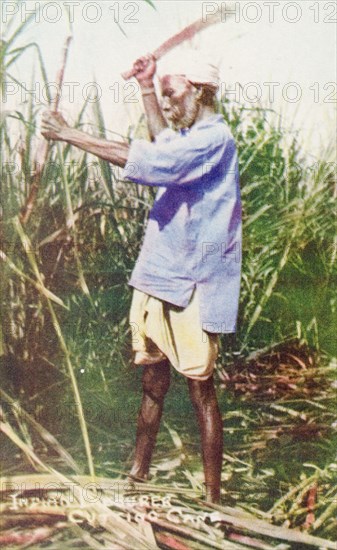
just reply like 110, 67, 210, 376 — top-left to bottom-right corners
123, 114, 242, 333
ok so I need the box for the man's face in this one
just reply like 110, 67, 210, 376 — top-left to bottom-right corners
160, 75, 200, 130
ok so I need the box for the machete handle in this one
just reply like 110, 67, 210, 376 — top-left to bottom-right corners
121, 54, 157, 81
121, 66, 138, 81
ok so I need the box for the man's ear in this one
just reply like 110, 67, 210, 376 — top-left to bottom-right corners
194, 86, 203, 100
192, 86, 205, 105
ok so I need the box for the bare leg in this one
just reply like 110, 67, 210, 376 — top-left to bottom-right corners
129, 360, 170, 480
187, 375, 223, 503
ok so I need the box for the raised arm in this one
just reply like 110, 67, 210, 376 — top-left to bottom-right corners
41, 54, 166, 163
133, 54, 168, 140
41, 111, 129, 167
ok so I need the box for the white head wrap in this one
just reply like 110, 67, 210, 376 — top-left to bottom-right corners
158, 50, 220, 90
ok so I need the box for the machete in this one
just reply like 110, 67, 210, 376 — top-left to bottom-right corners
121, 3, 237, 80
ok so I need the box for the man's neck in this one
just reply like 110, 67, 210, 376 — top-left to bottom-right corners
197, 105, 216, 123
182, 106, 215, 130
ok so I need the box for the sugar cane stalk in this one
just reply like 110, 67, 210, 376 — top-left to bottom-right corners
19, 35, 72, 224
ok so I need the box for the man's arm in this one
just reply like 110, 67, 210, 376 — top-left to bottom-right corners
41, 55, 166, 161
133, 55, 168, 140
41, 111, 129, 167
125, 123, 231, 187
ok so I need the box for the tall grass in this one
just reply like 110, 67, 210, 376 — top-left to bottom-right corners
1, 0, 157, 477
219, 101, 336, 355
2, 97, 335, 363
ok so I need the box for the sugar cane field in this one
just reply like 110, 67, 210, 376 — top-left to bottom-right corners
1, 2, 336, 548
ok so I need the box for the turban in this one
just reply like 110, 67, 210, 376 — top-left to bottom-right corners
158, 50, 220, 90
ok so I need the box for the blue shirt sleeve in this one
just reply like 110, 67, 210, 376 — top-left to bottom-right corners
123, 122, 229, 187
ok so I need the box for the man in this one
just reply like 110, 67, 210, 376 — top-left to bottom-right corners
41, 51, 241, 503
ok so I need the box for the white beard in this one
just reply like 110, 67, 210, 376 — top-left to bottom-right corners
168, 98, 200, 131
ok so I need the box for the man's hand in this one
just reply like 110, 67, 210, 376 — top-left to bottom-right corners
133, 54, 156, 87
131, 54, 167, 139
41, 110, 69, 141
